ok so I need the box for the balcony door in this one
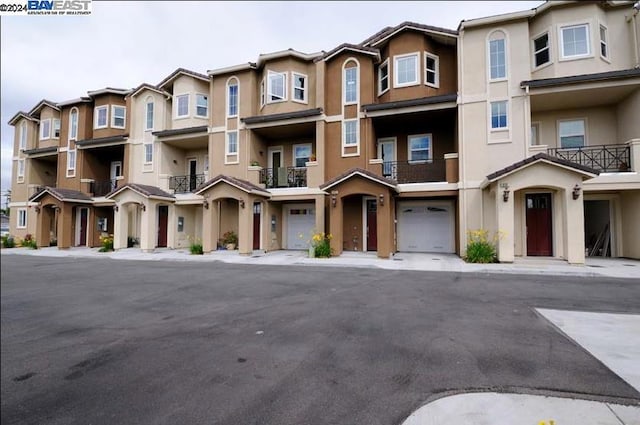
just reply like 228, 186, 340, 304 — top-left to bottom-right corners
110, 161, 122, 192
187, 158, 197, 191
268, 147, 283, 187
378, 138, 395, 178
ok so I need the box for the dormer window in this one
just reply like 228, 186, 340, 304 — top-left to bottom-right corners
176, 94, 189, 118
40, 119, 51, 140
112, 106, 126, 128
267, 71, 286, 103
94, 106, 108, 129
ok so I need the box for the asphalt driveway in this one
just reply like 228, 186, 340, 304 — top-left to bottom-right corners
2, 255, 639, 425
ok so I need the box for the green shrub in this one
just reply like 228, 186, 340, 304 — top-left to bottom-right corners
21, 234, 38, 249
465, 229, 497, 263
221, 231, 238, 246
98, 234, 114, 252
1, 235, 15, 248
311, 232, 333, 258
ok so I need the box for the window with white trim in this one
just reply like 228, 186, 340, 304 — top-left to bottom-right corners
94, 106, 108, 129
176, 94, 189, 117
489, 33, 506, 79
145, 99, 154, 131
196, 94, 208, 117
424, 52, 439, 87
144, 142, 153, 164
227, 82, 238, 116
394, 53, 419, 87
378, 59, 389, 95
40, 119, 51, 140
19, 121, 27, 150
343, 119, 358, 146
292, 73, 307, 103
112, 106, 126, 128
533, 33, 550, 67
530, 123, 540, 146
17, 159, 25, 182
344, 66, 358, 103
17, 208, 27, 229
67, 150, 76, 176
293, 144, 311, 167
490, 101, 508, 129
408, 134, 431, 162
53, 118, 60, 138
599, 25, 608, 58
260, 78, 265, 107
560, 24, 590, 58
70, 108, 78, 140
558, 119, 585, 148
267, 71, 286, 103
226, 131, 238, 155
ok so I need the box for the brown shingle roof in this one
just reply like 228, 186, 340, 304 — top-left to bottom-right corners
23, 146, 57, 156
319, 168, 398, 191
521, 68, 640, 89
30, 187, 93, 203
362, 93, 457, 112
241, 108, 323, 125
157, 67, 209, 89
152, 125, 208, 137
106, 183, 175, 200
320, 43, 380, 62
361, 21, 457, 47
486, 153, 600, 182
195, 175, 271, 197
75, 135, 128, 147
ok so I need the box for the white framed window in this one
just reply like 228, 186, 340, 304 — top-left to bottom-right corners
17, 208, 27, 229
19, 121, 27, 150
111, 106, 126, 128
342, 119, 358, 146
599, 24, 608, 59
489, 33, 506, 80
292, 72, 307, 103
530, 122, 541, 146
260, 78, 265, 107
176, 94, 189, 118
17, 159, 25, 182
69, 107, 79, 140
378, 59, 389, 95
94, 106, 108, 129
344, 66, 358, 104
40, 119, 51, 140
490, 101, 508, 130
53, 118, 60, 138
293, 144, 311, 167
226, 131, 238, 155
267, 71, 286, 103
424, 52, 439, 87
558, 119, 585, 148
394, 52, 419, 87
533, 32, 550, 67
227, 81, 238, 117
408, 134, 432, 162
67, 149, 76, 177
560, 23, 590, 59
144, 142, 153, 164
196, 94, 208, 117
145, 98, 154, 131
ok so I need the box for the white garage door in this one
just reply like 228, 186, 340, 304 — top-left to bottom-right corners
397, 201, 454, 253
286, 206, 315, 249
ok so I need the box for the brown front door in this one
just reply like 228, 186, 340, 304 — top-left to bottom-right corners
253, 203, 261, 250
157, 205, 168, 248
526, 193, 552, 256
366, 199, 377, 251
78, 208, 88, 246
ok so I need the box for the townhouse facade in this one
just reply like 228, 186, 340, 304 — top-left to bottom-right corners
7, 0, 640, 263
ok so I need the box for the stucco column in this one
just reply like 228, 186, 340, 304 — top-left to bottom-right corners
167, 204, 177, 249
113, 205, 127, 250
36, 206, 48, 247
376, 192, 393, 259
315, 195, 325, 235
496, 185, 515, 263
238, 196, 252, 255
202, 199, 215, 253
565, 186, 586, 264
140, 201, 157, 252
329, 193, 343, 256
58, 204, 73, 249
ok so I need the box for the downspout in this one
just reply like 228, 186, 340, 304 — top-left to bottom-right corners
629, 2, 640, 68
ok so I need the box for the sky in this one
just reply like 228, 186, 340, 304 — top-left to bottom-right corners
0, 0, 544, 201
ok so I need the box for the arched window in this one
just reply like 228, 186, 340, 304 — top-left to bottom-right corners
69, 107, 79, 140
227, 77, 239, 117
488, 30, 507, 80
145, 96, 154, 131
343, 59, 359, 104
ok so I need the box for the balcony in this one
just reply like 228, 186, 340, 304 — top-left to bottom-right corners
91, 179, 118, 197
260, 167, 307, 188
383, 160, 446, 184
169, 174, 206, 193
29, 185, 52, 198
547, 144, 631, 173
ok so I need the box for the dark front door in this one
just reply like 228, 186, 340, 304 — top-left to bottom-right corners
253, 203, 261, 250
366, 199, 377, 251
78, 208, 88, 246
526, 193, 552, 256
157, 206, 168, 248
272, 151, 282, 187
188, 159, 197, 191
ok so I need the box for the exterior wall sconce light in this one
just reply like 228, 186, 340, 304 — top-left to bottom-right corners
502, 184, 510, 202
139, 203, 146, 212
331, 191, 338, 207
572, 184, 581, 200
34, 206, 41, 213
239, 199, 245, 209
379, 193, 384, 206
113, 204, 119, 212
203, 200, 209, 209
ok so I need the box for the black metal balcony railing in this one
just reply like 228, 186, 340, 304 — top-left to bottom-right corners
169, 174, 206, 193
91, 179, 117, 197
30, 185, 50, 198
383, 160, 446, 183
547, 144, 631, 173
259, 167, 307, 188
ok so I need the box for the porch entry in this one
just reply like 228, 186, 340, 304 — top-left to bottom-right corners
157, 205, 168, 248
76, 207, 89, 246
366, 199, 377, 251
526, 193, 552, 256
253, 202, 261, 250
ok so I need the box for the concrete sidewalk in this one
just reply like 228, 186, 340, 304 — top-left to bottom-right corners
2, 246, 639, 279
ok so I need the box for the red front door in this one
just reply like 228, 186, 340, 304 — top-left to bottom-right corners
366, 199, 377, 252
526, 193, 552, 256
78, 208, 88, 246
157, 206, 168, 248
253, 203, 261, 250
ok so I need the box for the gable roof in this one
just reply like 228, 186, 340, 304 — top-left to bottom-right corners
319, 168, 398, 192
127, 83, 171, 98
28, 99, 60, 116
57, 97, 93, 107
157, 67, 209, 89
256, 48, 324, 68
87, 87, 132, 98
485, 152, 599, 183
106, 183, 175, 201
521, 68, 640, 89
7, 111, 37, 126
361, 21, 457, 48
208, 62, 257, 77
29, 187, 93, 203
321, 43, 381, 62
195, 175, 271, 197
